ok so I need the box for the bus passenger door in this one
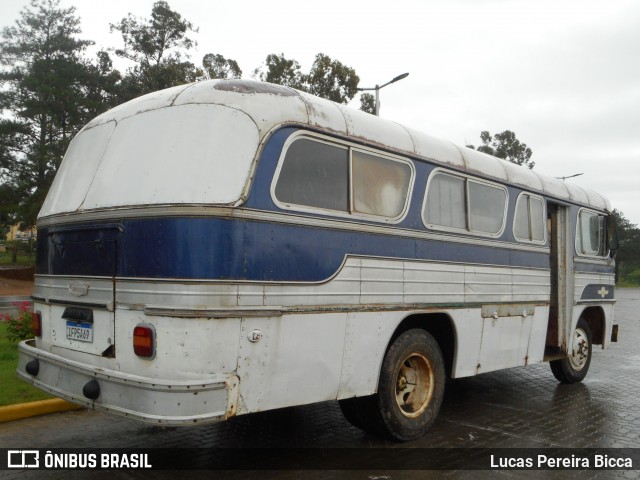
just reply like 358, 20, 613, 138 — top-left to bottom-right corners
546, 203, 573, 357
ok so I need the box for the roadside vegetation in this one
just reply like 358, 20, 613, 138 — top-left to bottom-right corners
613, 210, 640, 287
0, 321, 52, 406
0, 252, 35, 267
0, 240, 36, 267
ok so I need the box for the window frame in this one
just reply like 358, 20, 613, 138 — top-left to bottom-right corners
575, 207, 608, 258
271, 131, 415, 224
421, 168, 509, 238
513, 192, 547, 245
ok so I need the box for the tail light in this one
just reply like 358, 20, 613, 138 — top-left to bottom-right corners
32, 311, 42, 337
133, 324, 156, 358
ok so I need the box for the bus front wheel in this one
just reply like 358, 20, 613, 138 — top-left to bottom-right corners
550, 318, 592, 384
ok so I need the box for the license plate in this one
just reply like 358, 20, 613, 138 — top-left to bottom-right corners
66, 321, 93, 343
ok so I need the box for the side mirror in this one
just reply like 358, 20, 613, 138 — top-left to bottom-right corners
606, 214, 619, 257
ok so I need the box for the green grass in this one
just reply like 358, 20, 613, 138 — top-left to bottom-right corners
0, 251, 36, 266
0, 323, 52, 406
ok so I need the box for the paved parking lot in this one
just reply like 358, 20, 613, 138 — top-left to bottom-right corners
1, 289, 639, 480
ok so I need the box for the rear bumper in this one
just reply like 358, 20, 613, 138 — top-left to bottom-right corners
17, 340, 239, 426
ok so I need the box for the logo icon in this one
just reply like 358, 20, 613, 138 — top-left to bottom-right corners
8, 450, 39, 468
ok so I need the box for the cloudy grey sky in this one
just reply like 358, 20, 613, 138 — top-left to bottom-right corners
2, 0, 639, 225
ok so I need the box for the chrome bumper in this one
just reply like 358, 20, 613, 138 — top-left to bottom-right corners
17, 340, 239, 425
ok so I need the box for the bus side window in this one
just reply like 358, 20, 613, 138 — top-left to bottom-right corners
274, 134, 414, 221
468, 180, 507, 234
274, 138, 349, 212
425, 173, 466, 229
352, 150, 412, 218
577, 209, 606, 256
423, 171, 507, 236
514, 193, 546, 244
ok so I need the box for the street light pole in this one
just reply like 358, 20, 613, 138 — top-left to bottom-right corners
358, 72, 409, 116
556, 173, 584, 181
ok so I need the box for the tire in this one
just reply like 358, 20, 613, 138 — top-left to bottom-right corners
339, 395, 387, 435
349, 329, 446, 441
338, 397, 365, 430
550, 318, 592, 384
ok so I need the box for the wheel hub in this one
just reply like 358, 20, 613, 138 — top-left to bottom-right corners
395, 352, 435, 418
569, 327, 589, 371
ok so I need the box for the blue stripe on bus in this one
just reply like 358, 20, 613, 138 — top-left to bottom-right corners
574, 263, 616, 274
36, 217, 550, 281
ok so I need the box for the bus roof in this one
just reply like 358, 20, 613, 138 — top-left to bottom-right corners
85, 79, 610, 213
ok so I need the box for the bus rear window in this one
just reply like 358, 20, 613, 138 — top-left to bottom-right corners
40, 103, 259, 216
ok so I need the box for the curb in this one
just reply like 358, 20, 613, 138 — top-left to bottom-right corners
0, 398, 83, 423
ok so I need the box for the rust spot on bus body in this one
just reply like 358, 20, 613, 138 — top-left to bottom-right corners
214, 80, 297, 97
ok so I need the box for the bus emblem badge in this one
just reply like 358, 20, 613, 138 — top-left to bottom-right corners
68, 281, 90, 297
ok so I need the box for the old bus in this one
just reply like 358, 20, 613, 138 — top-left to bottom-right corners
18, 80, 618, 441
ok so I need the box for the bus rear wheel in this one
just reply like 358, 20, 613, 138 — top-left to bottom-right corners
550, 318, 592, 384
345, 329, 446, 441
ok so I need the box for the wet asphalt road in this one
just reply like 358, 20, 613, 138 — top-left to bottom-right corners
1, 289, 639, 480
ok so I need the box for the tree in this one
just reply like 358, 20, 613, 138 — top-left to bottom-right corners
202, 53, 242, 80
253, 52, 360, 104
82, 50, 123, 114
359, 93, 376, 114
305, 53, 359, 104
467, 130, 534, 169
611, 209, 640, 284
0, 183, 19, 241
0, 0, 105, 226
110, 1, 200, 99
253, 53, 305, 90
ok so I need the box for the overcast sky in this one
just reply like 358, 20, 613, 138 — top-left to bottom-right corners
2, 0, 639, 225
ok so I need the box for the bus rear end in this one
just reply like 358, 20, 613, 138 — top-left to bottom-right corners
17, 85, 260, 425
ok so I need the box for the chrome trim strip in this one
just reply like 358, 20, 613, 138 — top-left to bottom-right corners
575, 299, 616, 305
142, 302, 551, 318
573, 257, 614, 266
31, 295, 111, 310
33, 275, 115, 311
144, 306, 284, 318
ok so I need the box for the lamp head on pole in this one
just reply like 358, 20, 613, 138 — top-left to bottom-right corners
392, 72, 409, 83
356, 72, 409, 116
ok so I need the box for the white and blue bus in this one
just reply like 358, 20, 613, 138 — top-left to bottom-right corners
18, 80, 618, 441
